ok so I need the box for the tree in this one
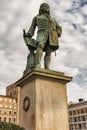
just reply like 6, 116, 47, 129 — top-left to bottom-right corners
0, 122, 25, 130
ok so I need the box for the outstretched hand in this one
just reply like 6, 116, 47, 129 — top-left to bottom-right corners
23, 29, 26, 38
23, 29, 32, 38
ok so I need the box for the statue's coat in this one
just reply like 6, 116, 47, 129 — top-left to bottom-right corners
28, 14, 62, 52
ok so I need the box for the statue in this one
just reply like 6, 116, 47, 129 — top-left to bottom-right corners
23, 3, 62, 74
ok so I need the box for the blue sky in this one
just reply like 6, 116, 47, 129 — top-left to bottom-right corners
0, 0, 87, 102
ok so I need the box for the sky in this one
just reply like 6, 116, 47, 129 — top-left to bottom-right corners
0, 0, 87, 102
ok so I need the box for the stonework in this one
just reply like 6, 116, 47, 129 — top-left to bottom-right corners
16, 68, 72, 130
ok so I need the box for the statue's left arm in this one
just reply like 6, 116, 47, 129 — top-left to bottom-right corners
55, 21, 62, 37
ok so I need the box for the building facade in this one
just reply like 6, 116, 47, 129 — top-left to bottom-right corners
6, 84, 18, 99
68, 100, 87, 130
0, 95, 17, 124
6, 84, 20, 124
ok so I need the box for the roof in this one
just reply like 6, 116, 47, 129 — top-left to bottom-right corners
0, 95, 16, 99
68, 101, 87, 108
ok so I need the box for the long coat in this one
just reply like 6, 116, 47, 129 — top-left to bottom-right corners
28, 14, 62, 52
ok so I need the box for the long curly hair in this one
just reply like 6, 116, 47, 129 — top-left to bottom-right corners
39, 3, 50, 15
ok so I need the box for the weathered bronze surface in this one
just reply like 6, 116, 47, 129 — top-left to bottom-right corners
23, 3, 62, 74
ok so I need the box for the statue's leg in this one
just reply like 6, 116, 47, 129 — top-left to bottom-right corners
36, 42, 44, 68
23, 53, 30, 75
29, 49, 35, 68
44, 51, 51, 69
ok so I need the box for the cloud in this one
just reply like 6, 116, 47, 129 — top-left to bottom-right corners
73, 66, 87, 86
0, 21, 8, 35
67, 82, 87, 102
0, 0, 87, 102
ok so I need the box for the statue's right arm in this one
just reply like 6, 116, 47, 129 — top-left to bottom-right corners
23, 29, 31, 38
27, 16, 37, 37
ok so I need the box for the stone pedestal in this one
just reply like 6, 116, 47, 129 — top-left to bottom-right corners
16, 68, 72, 130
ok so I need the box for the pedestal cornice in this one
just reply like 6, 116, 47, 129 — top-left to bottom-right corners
15, 68, 72, 87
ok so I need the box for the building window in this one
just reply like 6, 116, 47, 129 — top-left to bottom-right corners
77, 109, 80, 114
0, 98, 2, 101
78, 124, 82, 129
14, 112, 16, 115
9, 99, 12, 102
69, 111, 72, 116
82, 116, 86, 121
78, 116, 81, 122
5, 105, 7, 108
0, 117, 1, 121
82, 123, 86, 129
13, 100, 16, 103
73, 117, 77, 122
9, 118, 11, 122
70, 124, 73, 130
5, 99, 7, 102
4, 111, 7, 114
4, 117, 6, 122
10, 92, 12, 97
74, 124, 78, 129
73, 110, 76, 115
13, 118, 16, 122
69, 117, 72, 123
86, 115, 87, 120
9, 105, 12, 108
9, 111, 12, 114
81, 108, 85, 114
77, 109, 80, 115
0, 104, 2, 107
14, 106, 16, 109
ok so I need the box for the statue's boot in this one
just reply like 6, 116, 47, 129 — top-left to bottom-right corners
30, 51, 35, 68
44, 52, 51, 69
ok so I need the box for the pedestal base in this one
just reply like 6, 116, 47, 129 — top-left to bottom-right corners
16, 68, 72, 130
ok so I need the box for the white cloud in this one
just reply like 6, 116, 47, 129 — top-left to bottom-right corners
81, 5, 87, 15
0, 0, 87, 102
0, 21, 8, 35
67, 82, 87, 102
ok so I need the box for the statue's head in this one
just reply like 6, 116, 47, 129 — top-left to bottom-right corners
39, 3, 50, 15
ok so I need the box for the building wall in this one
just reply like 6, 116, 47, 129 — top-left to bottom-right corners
68, 101, 87, 130
6, 84, 20, 124
0, 95, 17, 124
6, 84, 18, 99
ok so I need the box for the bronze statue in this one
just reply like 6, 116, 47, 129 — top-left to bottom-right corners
23, 3, 62, 73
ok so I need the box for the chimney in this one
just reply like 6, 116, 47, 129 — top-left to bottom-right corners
78, 98, 84, 102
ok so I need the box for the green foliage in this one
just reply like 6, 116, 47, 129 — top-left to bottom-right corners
0, 122, 25, 130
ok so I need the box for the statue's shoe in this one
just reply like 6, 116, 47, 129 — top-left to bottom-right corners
35, 64, 41, 68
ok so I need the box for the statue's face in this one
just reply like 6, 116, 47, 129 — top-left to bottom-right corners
39, 3, 50, 15
42, 4, 49, 14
